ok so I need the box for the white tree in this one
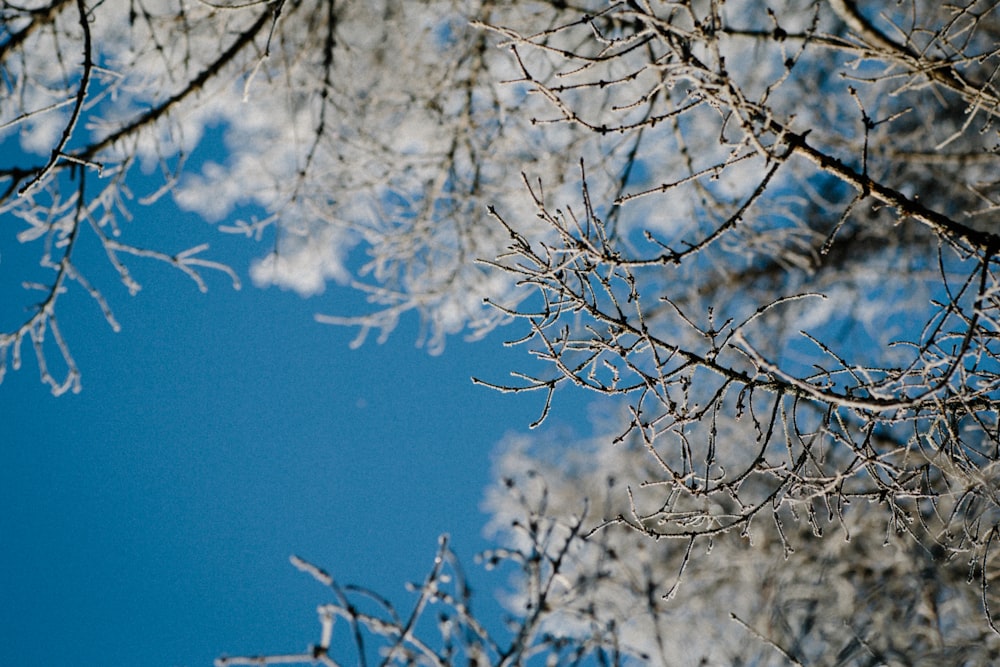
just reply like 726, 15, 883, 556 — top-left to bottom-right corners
215, 416, 1000, 665
8, 0, 1000, 663
483, 419, 1000, 665
1, 0, 613, 392
217, 0, 1000, 663
477, 0, 1000, 660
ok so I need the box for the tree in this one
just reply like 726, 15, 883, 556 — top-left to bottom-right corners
482, 422, 1000, 664
483, 0, 1000, 601
1, 0, 601, 392
8, 0, 1000, 664
215, 420, 1000, 666
477, 0, 1000, 659
217, 0, 1000, 664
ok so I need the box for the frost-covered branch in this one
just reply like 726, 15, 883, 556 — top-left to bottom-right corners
476, 0, 1000, 635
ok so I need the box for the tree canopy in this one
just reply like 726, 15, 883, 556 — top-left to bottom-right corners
6, 0, 1000, 664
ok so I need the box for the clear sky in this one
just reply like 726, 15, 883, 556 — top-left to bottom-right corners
0, 191, 579, 666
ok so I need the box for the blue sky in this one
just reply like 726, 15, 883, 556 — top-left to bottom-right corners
0, 193, 582, 666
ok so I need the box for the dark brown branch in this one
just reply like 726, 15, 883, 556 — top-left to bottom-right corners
18, 0, 95, 196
